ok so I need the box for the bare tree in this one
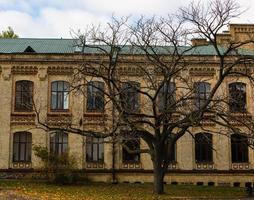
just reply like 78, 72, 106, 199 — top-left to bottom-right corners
35, 0, 254, 194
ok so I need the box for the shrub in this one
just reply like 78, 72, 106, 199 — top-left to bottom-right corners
33, 145, 80, 184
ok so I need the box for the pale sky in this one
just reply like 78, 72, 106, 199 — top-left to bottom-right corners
0, 0, 253, 38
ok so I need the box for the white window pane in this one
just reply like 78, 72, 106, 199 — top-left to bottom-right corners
64, 92, 69, 109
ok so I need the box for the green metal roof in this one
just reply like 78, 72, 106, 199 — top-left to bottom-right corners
0, 38, 253, 56
0, 38, 76, 53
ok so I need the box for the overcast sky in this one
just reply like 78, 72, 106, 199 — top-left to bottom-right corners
0, 0, 253, 38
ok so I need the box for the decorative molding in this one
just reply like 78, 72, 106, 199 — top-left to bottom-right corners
195, 163, 214, 170
2, 66, 11, 81
117, 66, 144, 76
38, 67, 47, 81
121, 162, 142, 169
228, 113, 252, 126
86, 162, 104, 169
11, 113, 35, 125
168, 162, 179, 170
11, 66, 38, 75
47, 66, 73, 75
83, 113, 107, 125
231, 163, 250, 170
47, 113, 72, 125
189, 67, 215, 76
12, 162, 32, 169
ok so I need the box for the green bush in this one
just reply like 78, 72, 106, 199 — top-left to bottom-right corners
33, 145, 81, 185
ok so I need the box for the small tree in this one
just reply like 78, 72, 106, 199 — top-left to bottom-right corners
0, 26, 18, 38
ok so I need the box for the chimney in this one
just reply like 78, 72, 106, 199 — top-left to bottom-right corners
191, 38, 208, 46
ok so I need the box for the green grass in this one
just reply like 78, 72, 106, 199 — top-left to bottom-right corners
0, 180, 247, 200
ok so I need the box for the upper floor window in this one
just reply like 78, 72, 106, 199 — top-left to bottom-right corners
195, 133, 213, 163
229, 82, 246, 112
194, 82, 211, 109
87, 81, 105, 112
51, 81, 70, 111
50, 131, 68, 155
13, 132, 32, 162
231, 134, 248, 163
15, 80, 33, 112
122, 132, 140, 163
121, 81, 140, 113
86, 136, 104, 163
158, 82, 176, 112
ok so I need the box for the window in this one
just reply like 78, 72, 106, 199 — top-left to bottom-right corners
15, 80, 33, 111
158, 82, 176, 112
121, 82, 140, 112
231, 134, 248, 163
51, 81, 70, 110
50, 131, 68, 155
122, 132, 140, 163
86, 136, 104, 162
229, 82, 246, 112
13, 132, 32, 162
195, 133, 213, 163
163, 141, 176, 163
194, 82, 210, 109
87, 81, 104, 112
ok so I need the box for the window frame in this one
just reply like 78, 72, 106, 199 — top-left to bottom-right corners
194, 82, 211, 110
50, 81, 70, 111
14, 80, 34, 112
86, 81, 105, 113
50, 131, 68, 155
121, 81, 141, 113
231, 134, 249, 163
157, 82, 176, 113
86, 136, 104, 163
13, 132, 32, 162
122, 132, 140, 164
195, 132, 213, 163
229, 82, 247, 112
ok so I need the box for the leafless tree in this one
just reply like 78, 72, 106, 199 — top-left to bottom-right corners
35, 0, 254, 194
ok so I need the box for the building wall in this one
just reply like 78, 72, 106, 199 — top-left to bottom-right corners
0, 36, 254, 186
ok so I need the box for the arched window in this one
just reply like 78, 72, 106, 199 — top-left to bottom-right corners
194, 82, 211, 109
50, 131, 68, 155
229, 82, 246, 112
51, 81, 70, 110
231, 134, 248, 163
195, 133, 213, 163
121, 81, 140, 112
87, 81, 105, 112
158, 82, 176, 112
13, 132, 32, 162
15, 80, 33, 111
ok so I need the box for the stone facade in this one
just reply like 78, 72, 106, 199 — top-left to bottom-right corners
0, 24, 254, 187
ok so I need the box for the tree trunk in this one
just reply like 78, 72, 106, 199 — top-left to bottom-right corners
153, 150, 165, 194
153, 164, 164, 194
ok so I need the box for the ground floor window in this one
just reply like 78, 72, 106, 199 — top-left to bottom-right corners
122, 132, 140, 163
50, 131, 68, 155
86, 136, 104, 162
231, 134, 248, 163
195, 133, 213, 163
13, 132, 32, 162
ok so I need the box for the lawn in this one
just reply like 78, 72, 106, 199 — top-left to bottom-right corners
0, 180, 247, 200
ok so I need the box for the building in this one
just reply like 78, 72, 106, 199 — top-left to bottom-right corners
0, 24, 254, 187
